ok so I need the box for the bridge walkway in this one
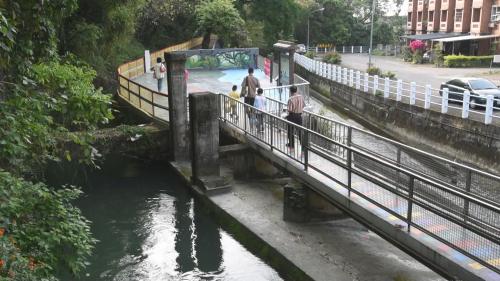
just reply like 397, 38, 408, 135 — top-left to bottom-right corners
117, 45, 500, 281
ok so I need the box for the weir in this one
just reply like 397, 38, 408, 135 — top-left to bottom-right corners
116, 39, 500, 281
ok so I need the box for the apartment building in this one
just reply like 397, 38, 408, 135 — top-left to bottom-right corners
405, 0, 500, 55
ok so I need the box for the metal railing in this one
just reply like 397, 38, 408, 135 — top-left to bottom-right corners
116, 38, 203, 120
218, 93, 500, 274
260, 87, 500, 208
295, 53, 500, 125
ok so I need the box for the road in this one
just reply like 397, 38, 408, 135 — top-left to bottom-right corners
339, 54, 500, 89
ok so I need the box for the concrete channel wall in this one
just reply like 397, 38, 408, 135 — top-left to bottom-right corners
295, 63, 500, 174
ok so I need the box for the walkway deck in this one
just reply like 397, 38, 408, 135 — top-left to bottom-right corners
118, 66, 500, 281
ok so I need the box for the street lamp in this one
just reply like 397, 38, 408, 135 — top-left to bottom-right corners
307, 7, 325, 51
368, 0, 376, 67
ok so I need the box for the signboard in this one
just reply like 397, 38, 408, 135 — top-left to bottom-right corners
264, 58, 271, 77
144, 50, 151, 73
494, 55, 500, 63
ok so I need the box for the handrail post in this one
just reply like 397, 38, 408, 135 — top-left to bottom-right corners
347, 127, 352, 197
303, 129, 309, 171
139, 86, 142, 108
373, 75, 379, 95
152, 91, 155, 116
396, 79, 403, 101
485, 95, 493, 125
464, 169, 472, 222
441, 88, 449, 113
384, 77, 390, 98
424, 84, 432, 109
462, 90, 470, 119
407, 175, 415, 232
270, 115, 274, 151
364, 73, 369, 92
410, 82, 416, 105
127, 79, 131, 100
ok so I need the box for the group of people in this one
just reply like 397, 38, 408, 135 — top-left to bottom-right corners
228, 67, 305, 151
153, 61, 306, 152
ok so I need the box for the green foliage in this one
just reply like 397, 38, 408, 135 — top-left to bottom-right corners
383, 71, 397, 80
305, 51, 316, 59
367, 66, 396, 79
196, 0, 246, 47
372, 49, 386, 56
412, 50, 423, 64
443, 55, 494, 68
433, 44, 444, 67
0, 61, 112, 178
0, 0, 78, 80
31, 62, 113, 131
401, 45, 413, 62
322, 51, 342, 64
367, 66, 382, 76
243, 0, 299, 51
0, 171, 96, 279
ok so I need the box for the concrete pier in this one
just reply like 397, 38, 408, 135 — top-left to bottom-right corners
165, 52, 189, 161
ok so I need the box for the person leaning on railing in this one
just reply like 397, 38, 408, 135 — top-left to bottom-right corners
286, 85, 305, 152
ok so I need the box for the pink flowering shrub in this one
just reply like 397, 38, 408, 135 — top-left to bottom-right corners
409, 40, 425, 52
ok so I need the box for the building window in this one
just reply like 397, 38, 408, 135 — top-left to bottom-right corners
429, 11, 434, 22
408, 12, 412, 21
441, 10, 447, 22
418, 11, 423, 22
455, 9, 463, 22
472, 8, 481, 22
492, 6, 500, 22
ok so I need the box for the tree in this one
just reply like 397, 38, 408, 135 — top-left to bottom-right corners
137, 0, 200, 49
195, 0, 247, 48
0, 171, 96, 280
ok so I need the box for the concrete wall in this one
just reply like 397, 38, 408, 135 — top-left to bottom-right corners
295, 63, 500, 174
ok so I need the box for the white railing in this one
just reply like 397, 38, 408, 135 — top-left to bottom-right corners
307, 45, 402, 56
294, 53, 499, 125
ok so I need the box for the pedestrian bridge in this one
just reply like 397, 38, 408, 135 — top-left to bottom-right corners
117, 39, 500, 281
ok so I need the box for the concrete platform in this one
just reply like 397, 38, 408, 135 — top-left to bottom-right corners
169, 160, 445, 281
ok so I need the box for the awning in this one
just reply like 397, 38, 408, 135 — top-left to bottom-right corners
432, 34, 500, 42
401, 33, 463, 41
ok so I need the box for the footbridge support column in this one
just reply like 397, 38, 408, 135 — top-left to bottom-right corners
189, 92, 230, 194
166, 52, 189, 161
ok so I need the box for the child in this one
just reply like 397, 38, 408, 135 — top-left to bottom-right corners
254, 88, 267, 132
228, 85, 240, 120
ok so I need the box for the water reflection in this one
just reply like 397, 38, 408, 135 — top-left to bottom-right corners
73, 157, 281, 281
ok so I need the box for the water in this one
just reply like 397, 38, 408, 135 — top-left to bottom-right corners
72, 156, 283, 281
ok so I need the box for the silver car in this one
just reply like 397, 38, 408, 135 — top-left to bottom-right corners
440, 78, 500, 109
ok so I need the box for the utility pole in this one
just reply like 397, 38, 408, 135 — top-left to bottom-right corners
368, 0, 376, 67
307, 8, 325, 51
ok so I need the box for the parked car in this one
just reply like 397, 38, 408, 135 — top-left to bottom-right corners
296, 44, 307, 54
439, 78, 500, 109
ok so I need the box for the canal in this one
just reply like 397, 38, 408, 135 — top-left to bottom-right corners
70, 155, 283, 281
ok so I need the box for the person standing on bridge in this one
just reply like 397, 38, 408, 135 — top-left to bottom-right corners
151, 57, 166, 92
286, 85, 305, 153
240, 67, 260, 130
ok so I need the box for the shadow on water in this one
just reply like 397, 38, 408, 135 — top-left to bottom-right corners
58, 155, 283, 281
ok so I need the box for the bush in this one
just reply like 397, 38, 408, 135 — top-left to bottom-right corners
383, 71, 397, 79
401, 46, 412, 62
433, 44, 444, 67
412, 50, 423, 64
305, 51, 315, 59
443, 55, 494, 67
367, 66, 382, 76
322, 51, 342, 64
367, 66, 397, 79
372, 49, 385, 56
